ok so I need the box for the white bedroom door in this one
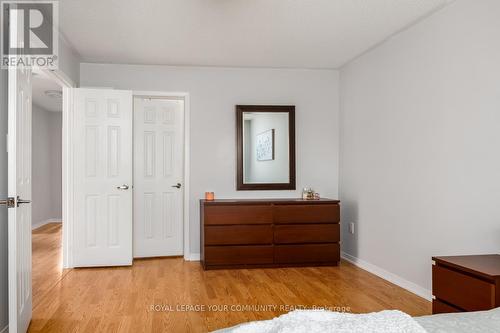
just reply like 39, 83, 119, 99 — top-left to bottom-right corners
7, 66, 33, 333
133, 97, 184, 258
73, 88, 133, 267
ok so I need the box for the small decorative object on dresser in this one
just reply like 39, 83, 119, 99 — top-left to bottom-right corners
302, 187, 317, 200
200, 198, 340, 270
432, 255, 500, 314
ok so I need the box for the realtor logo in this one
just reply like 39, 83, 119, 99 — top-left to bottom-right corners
1, 1, 59, 69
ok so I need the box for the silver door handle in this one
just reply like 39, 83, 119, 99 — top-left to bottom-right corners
16, 196, 31, 207
0, 197, 15, 208
117, 185, 129, 190
172, 183, 182, 189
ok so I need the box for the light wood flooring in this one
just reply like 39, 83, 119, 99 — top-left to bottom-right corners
32, 222, 70, 310
30, 223, 431, 332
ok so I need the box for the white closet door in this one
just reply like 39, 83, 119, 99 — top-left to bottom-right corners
73, 88, 133, 267
133, 97, 184, 258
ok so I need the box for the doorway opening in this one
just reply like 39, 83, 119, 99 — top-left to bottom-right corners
30, 68, 68, 310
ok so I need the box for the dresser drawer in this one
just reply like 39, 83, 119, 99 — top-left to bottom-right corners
274, 224, 339, 244
433, 265, 496, 311
204, 205, 272, 225
205, 246, 274, 266
205, 225, 273, 245
432, 299, 462, 314
274, 244, 340, 264
274, 204, 339, 224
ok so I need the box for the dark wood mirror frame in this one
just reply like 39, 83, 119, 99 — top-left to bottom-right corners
236, 105, 296, 191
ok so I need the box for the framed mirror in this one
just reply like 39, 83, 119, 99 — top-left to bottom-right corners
236, 105, 296, 190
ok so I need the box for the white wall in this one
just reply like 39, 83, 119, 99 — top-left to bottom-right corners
0, 69, 8, 333
245, 113, 289, 183
59, 37, 81, 85
32, 105, 62, 228
340, 0, 500, 297
80, 64, 340, 254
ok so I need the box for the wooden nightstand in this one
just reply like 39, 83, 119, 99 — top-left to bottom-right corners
432, 255, 500, 314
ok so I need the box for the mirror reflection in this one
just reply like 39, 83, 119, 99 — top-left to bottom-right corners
242, 112, 290, 184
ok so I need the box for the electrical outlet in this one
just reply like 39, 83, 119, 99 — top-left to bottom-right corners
349, 222, 355, 235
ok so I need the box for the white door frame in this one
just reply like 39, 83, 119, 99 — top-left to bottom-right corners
41, 69, 76, 269
133, 91, 191, 261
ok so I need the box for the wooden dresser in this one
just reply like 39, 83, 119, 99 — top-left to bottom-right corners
200, 199, 340, 270
432, 255, 500, 314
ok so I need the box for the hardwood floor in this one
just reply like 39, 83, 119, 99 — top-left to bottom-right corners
32, 223, 71, 310
31, 224, 431, 332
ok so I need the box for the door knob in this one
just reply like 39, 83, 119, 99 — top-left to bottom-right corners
0, 197, 15, 208
117, 185, 130, 190
172, 183, 182, 189
16, 196, 31, 207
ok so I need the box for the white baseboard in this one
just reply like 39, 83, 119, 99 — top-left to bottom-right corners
32, 218, 62, 230
185, 253, 200, 261
0, 324, 8, 333
341, 252, 432, 301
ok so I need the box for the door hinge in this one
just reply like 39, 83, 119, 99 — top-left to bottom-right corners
0, 197, 16, 208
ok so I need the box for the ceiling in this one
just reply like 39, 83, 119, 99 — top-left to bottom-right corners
32, 70, 62, 112
60, 0, 453, 69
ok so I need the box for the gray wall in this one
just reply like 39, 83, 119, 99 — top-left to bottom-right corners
340, 0, 500, 298
80, 64, 340, 255
0, 69, 9, 332
32, 105, 62, 227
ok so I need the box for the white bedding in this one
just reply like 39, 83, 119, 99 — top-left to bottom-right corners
215, 309, 427, 333
215, 307, 500, 333
415, 307, 500, 333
